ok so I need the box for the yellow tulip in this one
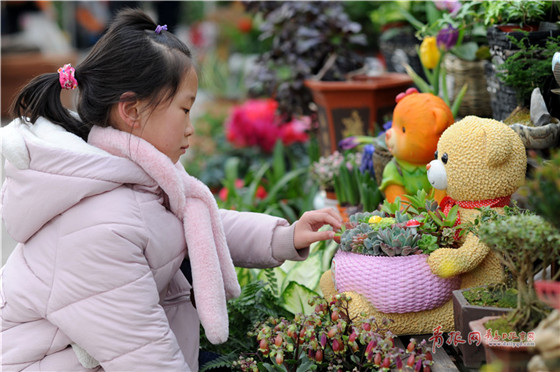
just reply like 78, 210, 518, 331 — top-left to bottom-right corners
419, 36, 440, 69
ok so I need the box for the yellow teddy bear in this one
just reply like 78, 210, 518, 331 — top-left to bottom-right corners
321, 116, 527, 335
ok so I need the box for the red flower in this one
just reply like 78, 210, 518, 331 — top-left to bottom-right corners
255, 185, 268, 199
226, 99, 309, 153
218, 179, 245, 201
237, 18, 252, 33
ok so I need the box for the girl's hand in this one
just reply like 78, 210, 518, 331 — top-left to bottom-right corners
293, 208, 343, 250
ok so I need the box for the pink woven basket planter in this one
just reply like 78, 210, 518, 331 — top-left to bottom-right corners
332, 250, 461, 314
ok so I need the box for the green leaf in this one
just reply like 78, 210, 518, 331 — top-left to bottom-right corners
280, 250, 324, 292
272, 139, 286, 182
257, 268, 288, 293
243, 162, 271, 206
264, 168, 307, 204
451, 41, 479, 61
282, 281, 319, 315
224, 156, 240, 184
296, 358, 317, 372
451, 83, 469, 118
404, 63, 432, 93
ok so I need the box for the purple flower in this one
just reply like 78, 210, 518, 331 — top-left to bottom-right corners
383, 120, 393, 132
359, 144, 375, 176
436, 25, 459, 50
434, 0, 461, 15
338, 136, 359, 150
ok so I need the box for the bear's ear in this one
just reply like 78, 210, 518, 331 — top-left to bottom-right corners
483, 127, 512, 167
431, 107, 453, 135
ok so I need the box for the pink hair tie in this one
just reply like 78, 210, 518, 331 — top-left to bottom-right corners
155, 24, 167, 34
57, 64, 78, 90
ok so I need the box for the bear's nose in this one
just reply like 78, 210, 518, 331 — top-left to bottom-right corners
426, 164, 431, 170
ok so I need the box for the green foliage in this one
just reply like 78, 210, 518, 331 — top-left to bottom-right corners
463, 283, 518, 309
481, 0, 555, 27
244, 2, 366, 121
217, 140, 317, 223
496, 34, 560, 105
332, 152, 383, 212
233, 294, 434, 371
238, 236, 340, 316
199, 279, 294, 369
527, 150, 560, 230
477, 212, 560, 331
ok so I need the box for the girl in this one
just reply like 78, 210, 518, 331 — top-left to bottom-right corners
0, 9, 341, 371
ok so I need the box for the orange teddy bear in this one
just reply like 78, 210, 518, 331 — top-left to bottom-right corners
380, 89, 454, 203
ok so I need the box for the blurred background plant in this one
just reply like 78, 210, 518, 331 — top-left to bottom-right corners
526, 150, 560, 231
495, 33, 560, 108
406, 0, 490, 62
243, 1, 367, 123
310, 151, 345, 193
480, 0, 558, 28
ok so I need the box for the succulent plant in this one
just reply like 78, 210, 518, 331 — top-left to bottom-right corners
339, 223, 374, 254
377, 226, 421, 257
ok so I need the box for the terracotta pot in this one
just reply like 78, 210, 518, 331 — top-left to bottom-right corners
304, 74, 413, 156
469, 316, 536, 372
452, 288, 514, 368
535, 280, 560, 310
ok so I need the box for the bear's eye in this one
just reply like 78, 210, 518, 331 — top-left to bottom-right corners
434, 150, 438, 160
442, 153, 448, 164
402, 127, 406, 133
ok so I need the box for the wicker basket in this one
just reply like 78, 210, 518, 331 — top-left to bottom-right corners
332, 250, 461, 314
372, 147, 393, 185
445, 54, 493, 118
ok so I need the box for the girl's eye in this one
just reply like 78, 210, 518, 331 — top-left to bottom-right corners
402, 127, 406, 133
183, 109, 190, 114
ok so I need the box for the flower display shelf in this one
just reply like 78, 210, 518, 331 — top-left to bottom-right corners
304, 73, 413, 157
331, 250, 460, 314
535, 280, 560, 310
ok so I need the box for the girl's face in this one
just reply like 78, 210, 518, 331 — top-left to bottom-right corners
137, 67, 198, 163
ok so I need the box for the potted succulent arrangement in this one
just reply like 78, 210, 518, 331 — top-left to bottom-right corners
468, 209, 560, 372
330, 190, 463, 314
232, 294, 435, 372
244, 1, 413, 157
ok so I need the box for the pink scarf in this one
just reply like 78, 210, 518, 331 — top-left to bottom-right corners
88, 125, 240, 345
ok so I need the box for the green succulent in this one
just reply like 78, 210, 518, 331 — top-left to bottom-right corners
339, 223, 374, 254
377, 226, 421, 257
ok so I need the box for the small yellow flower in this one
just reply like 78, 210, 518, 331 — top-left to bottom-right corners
368, 215, 382, 224
419, 36, 440, 69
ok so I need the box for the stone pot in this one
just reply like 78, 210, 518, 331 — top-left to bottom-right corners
452, 288, 514, 368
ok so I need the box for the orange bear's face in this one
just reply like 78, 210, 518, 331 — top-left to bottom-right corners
385, 93, 454, 165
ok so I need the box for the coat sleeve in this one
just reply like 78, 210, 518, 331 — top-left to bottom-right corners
44, 223, 190, 371
219, 209, 309, 268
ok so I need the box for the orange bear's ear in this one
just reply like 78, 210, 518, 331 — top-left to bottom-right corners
431, 107, 453, 135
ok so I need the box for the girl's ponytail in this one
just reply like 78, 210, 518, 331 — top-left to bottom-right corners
9, 70, 89, 140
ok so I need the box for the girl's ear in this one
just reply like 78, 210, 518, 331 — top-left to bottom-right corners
117, 92, 142, 130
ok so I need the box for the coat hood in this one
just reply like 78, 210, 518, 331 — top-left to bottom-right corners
1, 117, 154, 243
